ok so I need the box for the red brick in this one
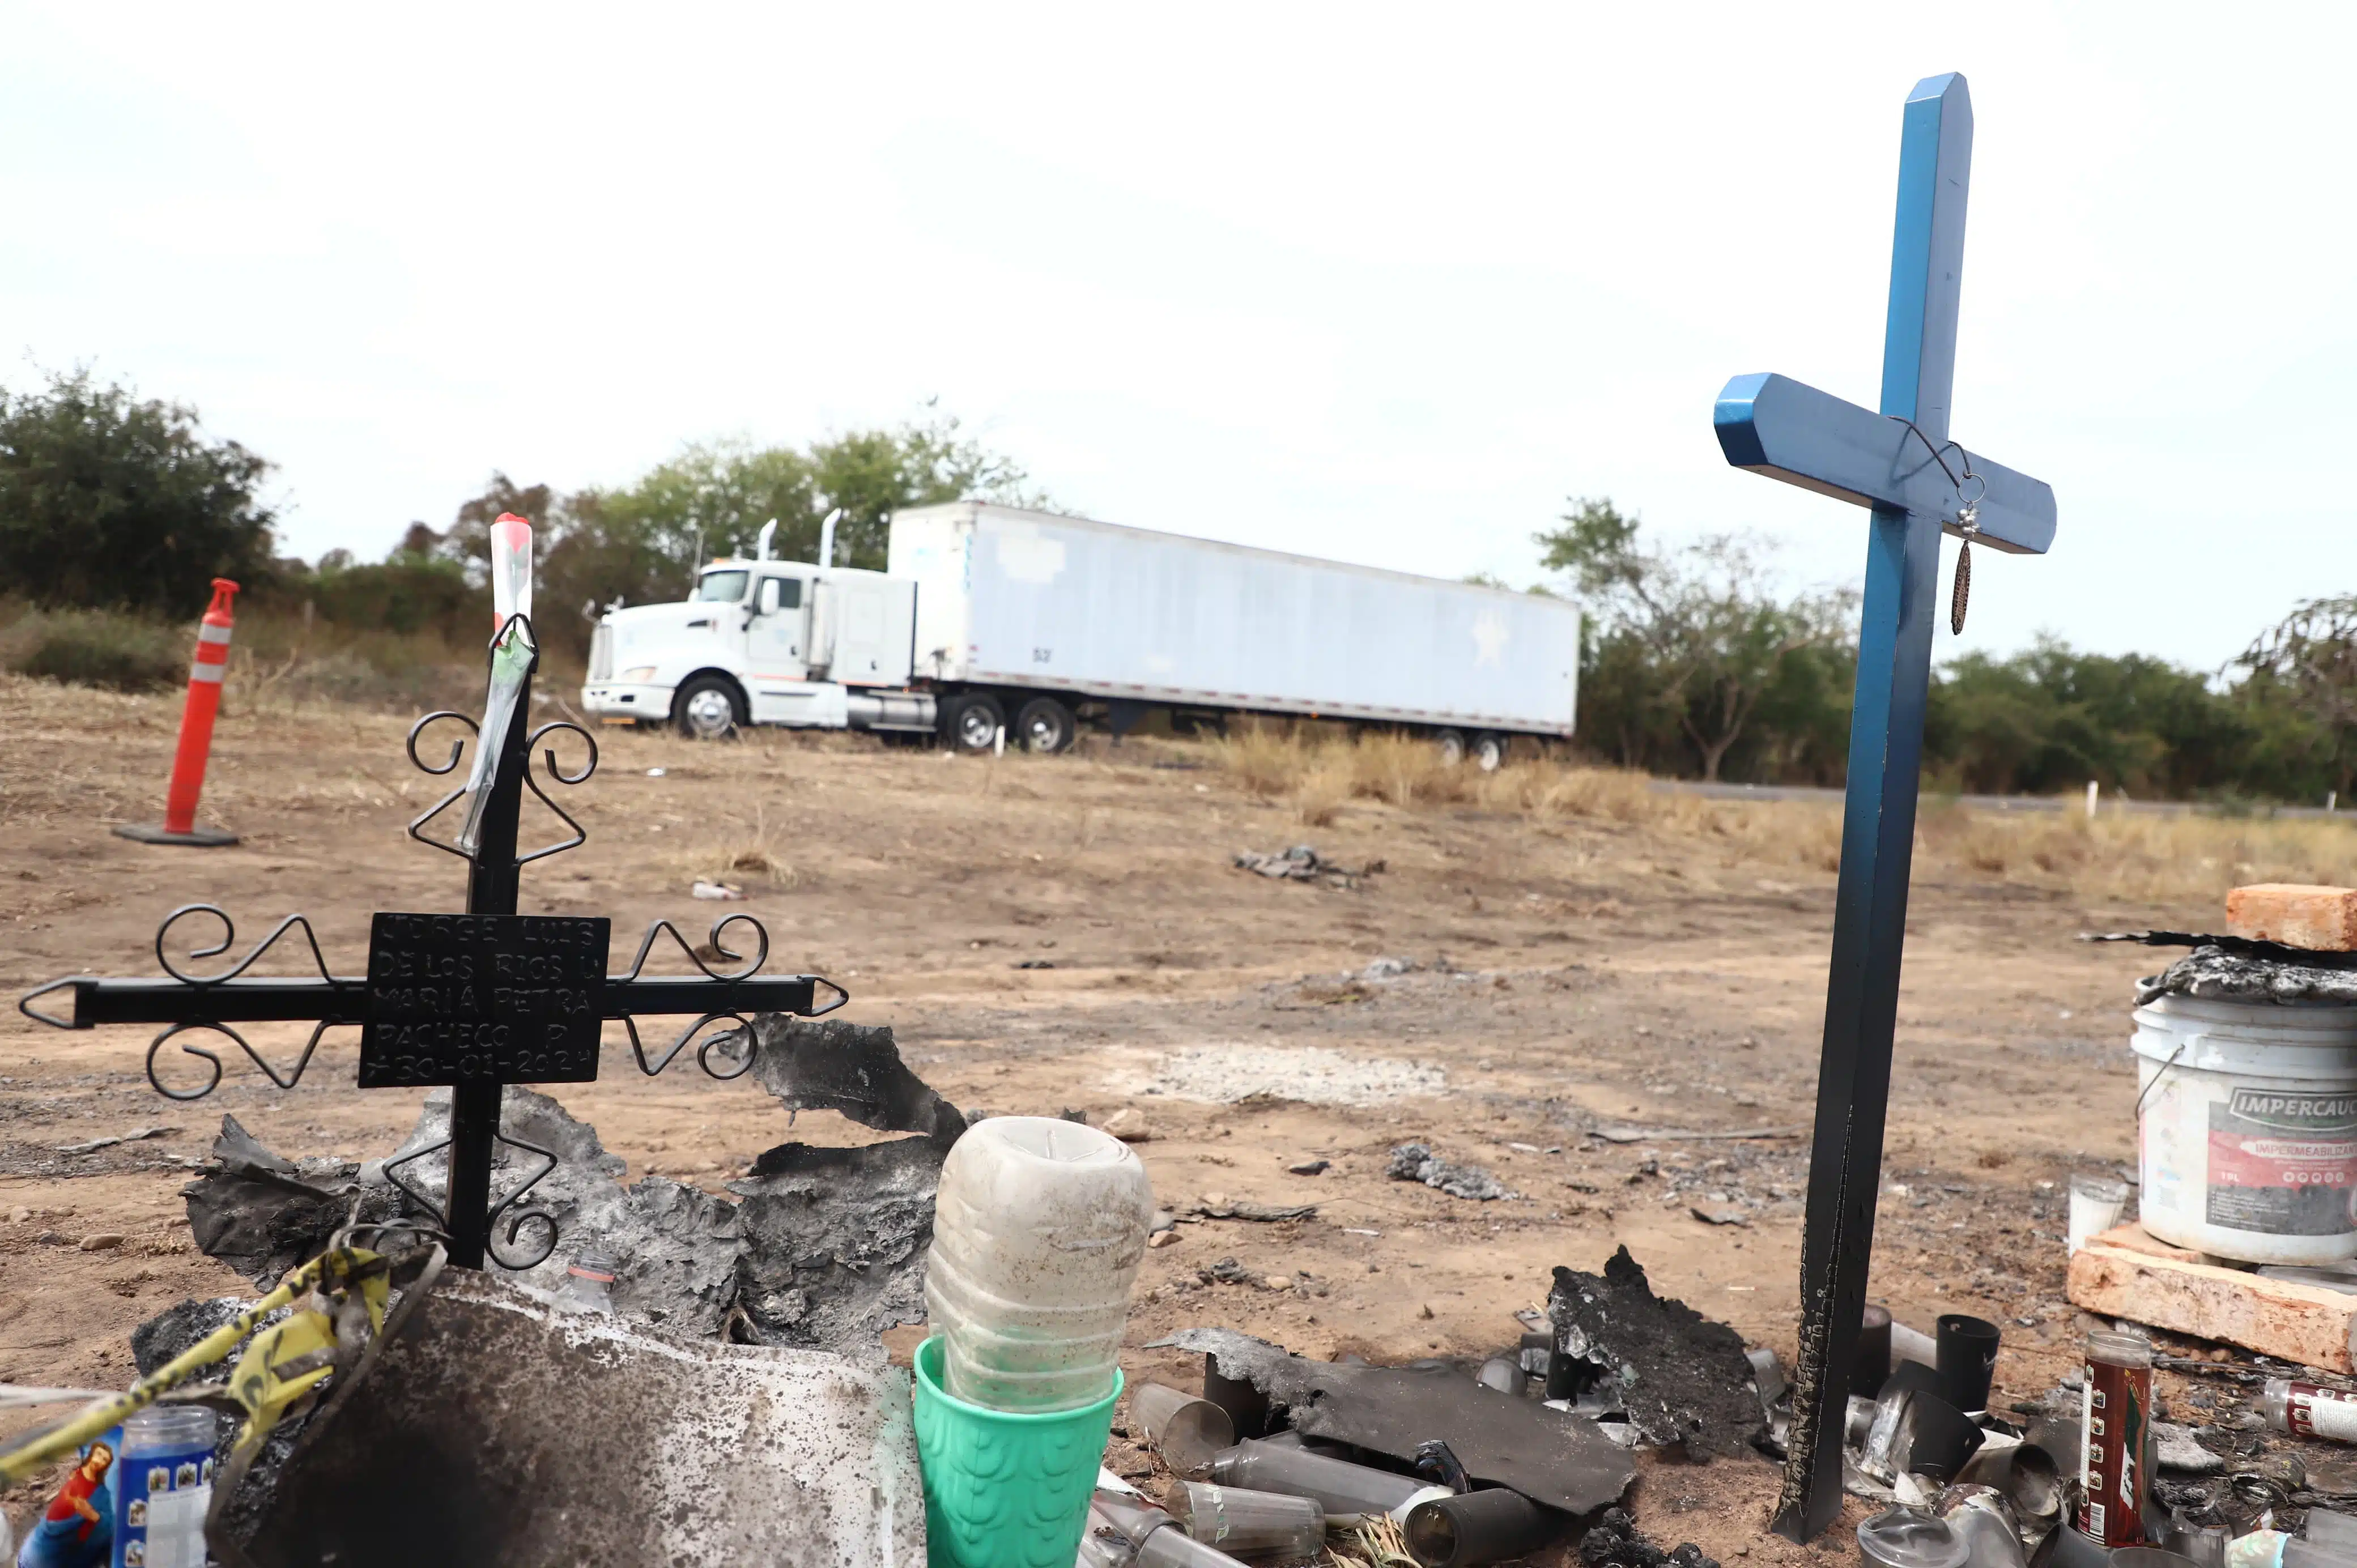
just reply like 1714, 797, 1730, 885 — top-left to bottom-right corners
2226, 884, 2357, 951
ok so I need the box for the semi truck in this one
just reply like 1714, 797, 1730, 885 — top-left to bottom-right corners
581, 501, 1581, 766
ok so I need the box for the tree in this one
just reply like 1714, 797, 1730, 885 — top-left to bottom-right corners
0, 368, 277, 616
1536, 497, 1854, 781
571, 404, 1048, 596
420, 408, 1051, 656
2236, 596, 2357, 799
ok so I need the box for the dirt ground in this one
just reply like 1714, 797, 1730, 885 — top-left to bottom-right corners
0, 675, 2211, 1557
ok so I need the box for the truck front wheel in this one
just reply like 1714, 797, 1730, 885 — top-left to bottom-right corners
1015, 697, 1077, 754
943, 693, 1005, 753
674, 676, 744, 740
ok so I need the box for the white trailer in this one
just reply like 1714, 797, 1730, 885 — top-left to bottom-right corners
582, 501, 1580, 765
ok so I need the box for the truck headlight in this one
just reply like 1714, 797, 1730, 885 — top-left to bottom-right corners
622, 666, 658, 682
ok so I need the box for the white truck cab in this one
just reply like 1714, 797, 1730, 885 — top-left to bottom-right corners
583, 501, 1579, 757
582, 555, 926, 739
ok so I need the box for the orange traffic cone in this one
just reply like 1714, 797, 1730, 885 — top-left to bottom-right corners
115, 579, 241, 847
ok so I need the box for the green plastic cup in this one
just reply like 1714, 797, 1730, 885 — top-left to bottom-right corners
912, 1334, 1122, 1568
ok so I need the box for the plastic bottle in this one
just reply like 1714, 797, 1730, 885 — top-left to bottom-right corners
116, 1407, 218, 1568
925, 1117, 1155, 1412
2262, 1379, 2357, 1445
556, 1247, 617, 1315
1206, 1439, 1450, 1520
1165, 1481, 1322, 1560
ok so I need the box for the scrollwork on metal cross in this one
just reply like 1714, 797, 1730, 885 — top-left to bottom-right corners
19, 606, 848, 1271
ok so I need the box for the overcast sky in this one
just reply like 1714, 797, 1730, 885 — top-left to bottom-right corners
6, 3, 2349, 670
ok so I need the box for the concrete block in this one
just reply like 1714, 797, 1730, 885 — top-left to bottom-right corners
2226, 884, 2357, 951
245, 1272, 927, 1567
2067, 1238, 2357, 1372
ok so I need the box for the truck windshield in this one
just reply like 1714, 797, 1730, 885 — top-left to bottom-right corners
693, 569, 750, 603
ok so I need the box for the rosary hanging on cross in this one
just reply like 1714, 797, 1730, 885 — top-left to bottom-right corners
1949, 496, 1980, 635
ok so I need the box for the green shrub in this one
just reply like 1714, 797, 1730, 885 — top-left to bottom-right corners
0, 607, 185, 692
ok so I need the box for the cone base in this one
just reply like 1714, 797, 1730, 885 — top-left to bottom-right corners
112, 824, 239, 847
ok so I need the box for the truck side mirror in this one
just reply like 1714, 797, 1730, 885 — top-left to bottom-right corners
757, 578, 782, 615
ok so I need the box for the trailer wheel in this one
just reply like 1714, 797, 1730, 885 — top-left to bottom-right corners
1015, 697, 1077, 754
1473, 734, 1507, 773
943, 693, 1005, 753
674, 675, 744, 740
1432, 727, 1467, 765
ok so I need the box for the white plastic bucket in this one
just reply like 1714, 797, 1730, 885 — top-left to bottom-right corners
924, 1116, 1155, 1412
2133, 994, 2357, 1265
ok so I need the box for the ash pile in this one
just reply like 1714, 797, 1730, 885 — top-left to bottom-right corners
112, 1014, 957, 1568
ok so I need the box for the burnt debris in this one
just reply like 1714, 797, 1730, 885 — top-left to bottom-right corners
176, 1016, 964, 1353
1548, 1245, 1765, 1459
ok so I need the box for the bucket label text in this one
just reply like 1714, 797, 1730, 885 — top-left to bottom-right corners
2206, 1093, 2357, 1236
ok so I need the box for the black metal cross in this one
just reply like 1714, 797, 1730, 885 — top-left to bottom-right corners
21, 611, 843, 1271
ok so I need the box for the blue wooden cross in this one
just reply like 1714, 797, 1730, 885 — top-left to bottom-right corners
1711, 72, 2056, 1541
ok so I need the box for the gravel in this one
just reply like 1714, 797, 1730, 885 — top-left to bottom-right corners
1128, 1044, 1446, 1106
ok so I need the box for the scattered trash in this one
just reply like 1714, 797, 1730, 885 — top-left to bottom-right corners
1576, 1506, 1720, 1568
1935, 1312, 2001, 1412
1188, 1195, 1317, 1222
1165, 1478, 1324, 1560
2067, 1173, 2130, 1252
1954, 1438, 2064, 1528
1405, 1486, 1572, 1567
2261, 1378, 2357, 1442
1857, 1303, 1895, 1398
1545, 1246, 1763, 1458
1287, 1159, 1330, 1177
1206, 1438, 1448, 1519
1158, 1328, 1635, 1515
1133, 1383, 1237, 1478
688, 879, 744, 900
2078, 1328, 2154, 1546
644, 767, 666, 776
1388, 1144, 1517, 1201
1854, 1506, 1963, 1568
1362, 957, 1416, 981
1856, 1384, 1985, 1484
54, 1126, 177, 1156
1091, 1490, 1254, 1567
1231, 845, 1384, 890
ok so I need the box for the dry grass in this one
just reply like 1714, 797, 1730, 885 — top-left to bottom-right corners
677, 802, 802, 889
1324, 1512, 1417, 1567
1206, 728, 2357, 909
1916, 803, 2357, 906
